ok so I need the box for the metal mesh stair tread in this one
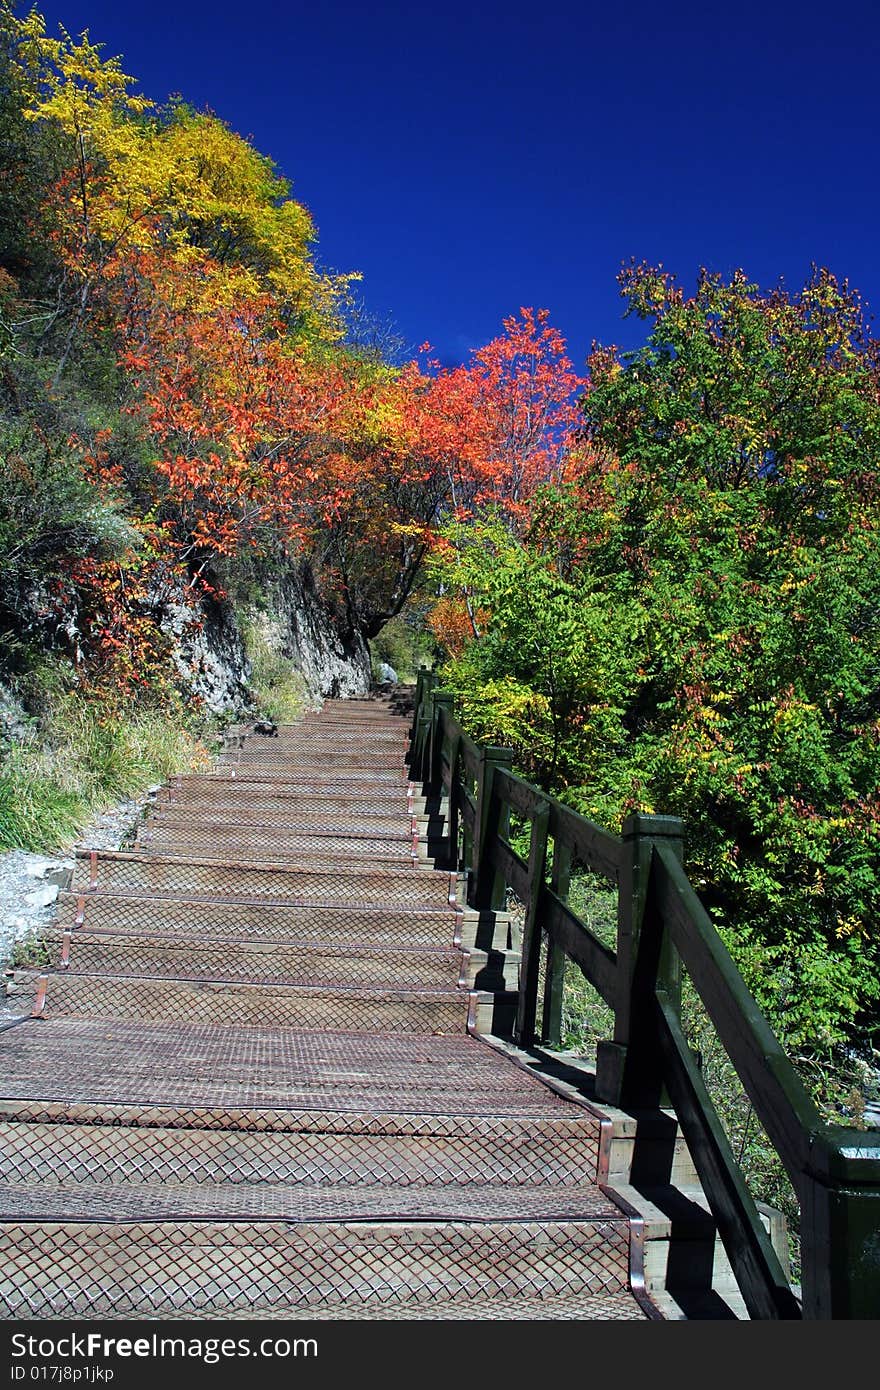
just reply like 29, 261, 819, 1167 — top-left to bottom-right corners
185, 769, 409, 785
148, 1293, 647, 1320
0, 1218, 632, 1318
0, 1097, 597, 1135
12, 972, 471, 1034
147, 813, 415, 834
54, 893, 460, 945
162, 782, 415, 802
243, 751, 408, 760
73, 849, 444, 878
133, 831, 418, 861
71, 853, 453, 908
0, 1182, 627, 1223
0, 1018, 583, 1115
17, 967, 466, 999
24, 933, 465, 988
151, 807, 419, 829
0, 1115, 601, 1185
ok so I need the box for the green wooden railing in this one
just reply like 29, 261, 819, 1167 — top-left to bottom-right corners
409, 669, 880, 1320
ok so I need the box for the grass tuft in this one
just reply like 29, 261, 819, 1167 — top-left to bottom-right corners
0, 695, 217, 853
239, 609, 310, 724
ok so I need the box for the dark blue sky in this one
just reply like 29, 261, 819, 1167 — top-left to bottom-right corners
27, 0, 880, 368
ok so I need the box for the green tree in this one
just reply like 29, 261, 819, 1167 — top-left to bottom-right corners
432, 264, 880, 1054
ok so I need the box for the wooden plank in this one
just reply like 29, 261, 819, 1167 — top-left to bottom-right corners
458, 789, 476, 834
655, 844, 818, 1184
495, 769, 540, 820
654, 990, 802, 1319
549, 803, 621, 881
492, 835, 529, 904
542, 889, 617, 1007
493, 774, 621, 880
459, 733, 480, 782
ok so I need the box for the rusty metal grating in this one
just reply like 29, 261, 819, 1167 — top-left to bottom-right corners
162, 778, 410, 803
134, 828, 415, 861
0, 1219, 630, 1318
11, 971, 471, 1035
0, 1184, 620, 1223
158, 791, 413, 818
0, 1115, 600, 1186
150, 1293, 646, 1321
149, 810, 413, 834
195, 768, 408, 785
0, 1019, 579, 1115
71, 853, 452, 908
25, 933, 464, 989
218, 755, 407, 774
229, 737, 407, 756
54, 892, 458, 946
0, 1095, 594, 1134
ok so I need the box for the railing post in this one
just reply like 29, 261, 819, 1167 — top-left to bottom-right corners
409, 668, 427, 760
514, 799, 550, 1048
541, 837, 571, 1047
469, 744, 513, 912
428, 690, 454, 794
412, 669, 437, 782
798, 1133, 880, 1318
596, 811, 684, 1108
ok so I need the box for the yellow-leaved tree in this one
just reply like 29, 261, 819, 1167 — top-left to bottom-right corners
14, 7, 353, 379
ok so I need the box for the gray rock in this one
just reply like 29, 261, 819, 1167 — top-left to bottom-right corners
24, 883, 58, 908
0, 685, 30, 745
251, 564, 372, 702
24, 859, 68, 883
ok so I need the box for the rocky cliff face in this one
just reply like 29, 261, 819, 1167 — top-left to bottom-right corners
158, 581, 252, 717
0, 558, 371, 736
162, 559, 371, 717
260, 563, 372, 702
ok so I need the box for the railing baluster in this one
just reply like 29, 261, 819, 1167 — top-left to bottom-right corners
514, 799, 550, 1047
469, 743, 513, 911
541, 837, 571, 1046
411, 669, 437, 782
429, 691, 454, 795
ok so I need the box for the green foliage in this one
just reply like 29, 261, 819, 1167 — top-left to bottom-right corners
428, 519, 636, 790
0, 420, 137, 673
0, 3, 67, 297
368, 607, 435, 683
585, 261, 880, 516
432, 265, 880, 1057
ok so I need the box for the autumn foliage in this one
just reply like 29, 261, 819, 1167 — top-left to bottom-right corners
0, 6, 586, 692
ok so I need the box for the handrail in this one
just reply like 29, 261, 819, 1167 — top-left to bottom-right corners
408, 670, 880, 1319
